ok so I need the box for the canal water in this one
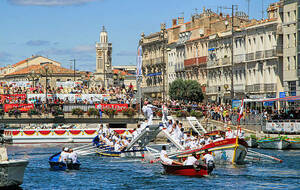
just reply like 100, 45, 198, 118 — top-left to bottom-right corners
7, 145, 300, 190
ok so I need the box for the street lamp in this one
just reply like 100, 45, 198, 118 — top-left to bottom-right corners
160, 23, 167, 103
40, 65, 52, 105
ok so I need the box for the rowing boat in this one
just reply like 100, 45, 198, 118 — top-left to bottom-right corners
257, 137, 290, 150
178, 137, 248, 164
161, 163, 209, 177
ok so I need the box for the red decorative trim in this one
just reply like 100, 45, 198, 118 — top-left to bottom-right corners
39, 130, 51, 136
12, 131, 20, 136
23, 130, 36, 136
114, 130, 125, 134
69, 130, 82, 135
84, 130, 96, 135
129, 130, 134, 133
54, 130, 66, 135
181, 138, 244, 155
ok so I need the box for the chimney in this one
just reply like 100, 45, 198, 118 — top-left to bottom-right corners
178, 17, 184, 24
172, 18, 177, 26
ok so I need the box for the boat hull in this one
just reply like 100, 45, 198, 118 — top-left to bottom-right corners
162, 163, 208, 177
0, 159, 28, 188
287, 140, 300, 149
179, 138, 248, 164
246, 138, 258, 148
96, 149, 146, 158
257, 139, 289, 150
49, 161, 80, 171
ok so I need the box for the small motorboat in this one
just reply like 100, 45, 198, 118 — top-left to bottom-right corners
49, 152, 80, 171
161, 163, 209, 177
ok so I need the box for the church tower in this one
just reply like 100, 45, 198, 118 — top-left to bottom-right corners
95, 26, 112, 86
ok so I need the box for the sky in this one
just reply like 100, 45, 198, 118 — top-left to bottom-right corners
0, 0, 278, 72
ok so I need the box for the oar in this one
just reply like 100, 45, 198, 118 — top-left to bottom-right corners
248, 149, 283, 163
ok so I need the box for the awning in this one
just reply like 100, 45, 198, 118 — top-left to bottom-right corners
146, 72, 162, 77
208, 48, 215, 51
244, 95, 300, 102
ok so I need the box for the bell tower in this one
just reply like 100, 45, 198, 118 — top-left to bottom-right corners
95, 26, 112, 86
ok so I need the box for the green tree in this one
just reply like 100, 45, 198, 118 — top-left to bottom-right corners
169, 79, 204, 102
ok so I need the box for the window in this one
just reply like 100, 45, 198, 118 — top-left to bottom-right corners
67, 79, 71, 81
56, 79, 60, 82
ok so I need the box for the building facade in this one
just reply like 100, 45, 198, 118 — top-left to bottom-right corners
140, 24, 167, 99
282, 0, 300, 98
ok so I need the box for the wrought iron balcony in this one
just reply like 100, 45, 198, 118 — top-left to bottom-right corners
246, 53, 255, 61
255, 51, 264, 60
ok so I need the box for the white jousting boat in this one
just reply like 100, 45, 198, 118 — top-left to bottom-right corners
257, 138, 290, 150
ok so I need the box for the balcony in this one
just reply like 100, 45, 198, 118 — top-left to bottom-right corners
246, 53, 255, 61
184, 56, 207, 67
255, 51, 264, 60
207, 59, 221, 68
246, 83, 277, 93
221, 57, 230, 66
206, 86, 218, 94
142, 85, 163, 93
246, 84, 263, 93
153, 57, 163, 64
233, 54, 245, 63
265, 47, 283, 58
264, 83, 277, 92
234, 84, 245, 93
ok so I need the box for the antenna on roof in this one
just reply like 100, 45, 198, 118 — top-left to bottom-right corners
261, 0, 264, 19
245, 0, 250, 19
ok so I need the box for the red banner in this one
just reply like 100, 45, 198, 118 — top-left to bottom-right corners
69, 130, 82, 135
4, 104, 34, 112
39, 130, 51, 136
95, 104, 128, 111
0, 94, 26, 102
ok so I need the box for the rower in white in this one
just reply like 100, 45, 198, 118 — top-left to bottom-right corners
183, 153, 198, 165
68, 148, 78, 163
160, 145, 183, 165
59, 147, 70, 163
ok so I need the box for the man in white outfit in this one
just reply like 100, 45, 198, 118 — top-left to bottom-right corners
160, 145, 182, 165
183, 153, 198, 165
68, 148, 78, 163
59, 147, 70, 163
146, 103, 157, 125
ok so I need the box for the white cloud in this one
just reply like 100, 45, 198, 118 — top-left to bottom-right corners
8, 0, 100, 6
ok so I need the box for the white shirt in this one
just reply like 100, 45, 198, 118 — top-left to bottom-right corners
68, 152, 78, 163
183, 156, 198, 165
114, 143, 121, 151
225, 131, 234, 139
59, 151, 69, 163
132, 130, 138, 139
160, 150, 172, 165
203, 154, 214, 164
142, 105, 148, 117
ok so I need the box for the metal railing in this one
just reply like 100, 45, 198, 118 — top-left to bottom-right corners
246, 53, 254, 61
